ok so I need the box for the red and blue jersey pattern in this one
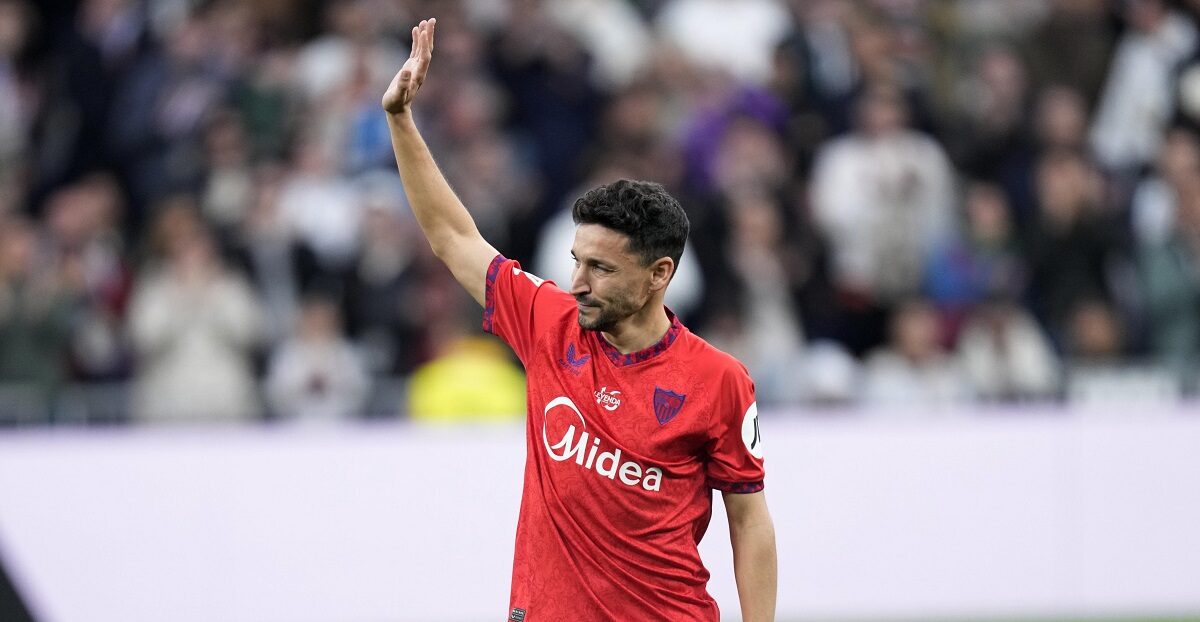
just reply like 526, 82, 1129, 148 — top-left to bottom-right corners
482, 255, 765, 622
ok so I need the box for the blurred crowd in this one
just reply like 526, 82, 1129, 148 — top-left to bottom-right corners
2, 0, 1200, 424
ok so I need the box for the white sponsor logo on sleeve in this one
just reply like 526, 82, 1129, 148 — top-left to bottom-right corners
741, 401, 763, 459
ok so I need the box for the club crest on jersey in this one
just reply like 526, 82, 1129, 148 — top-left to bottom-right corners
557, 343, 590, 375
653, 387, 686, 425
594, 386, 622, 411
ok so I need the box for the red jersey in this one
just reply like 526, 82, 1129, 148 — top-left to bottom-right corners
482, 255, 766, 622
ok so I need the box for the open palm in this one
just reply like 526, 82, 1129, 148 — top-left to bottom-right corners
382, 18, 436, 114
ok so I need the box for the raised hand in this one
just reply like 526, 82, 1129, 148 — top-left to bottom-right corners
382, 18, 436, 115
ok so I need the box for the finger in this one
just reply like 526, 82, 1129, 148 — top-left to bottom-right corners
419, 20, 434, 68
428, 18, 436, 52
410, 25, 419, 59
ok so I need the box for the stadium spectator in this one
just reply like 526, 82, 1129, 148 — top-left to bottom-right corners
406, 334, 526, 423
1065, 299, 1127, 362
46, 174, 134, 382
292, 0, 404, 104
811, 85, 955, 353
0, 0, 33, 173
265, 294, 370, 421
127, 211, 263, 422
798, 339, 860, 407
230, 162, 301, 345
36, 0, 146, 196
1061, 297, 1183, 406
1025, 150, 1126, 347
924, 181, 1025, 341
956, 299, 1061, 403
1035, 85, 1091, 155
0, 215, 75, 421
343, 174, 426, 376
765, 14, 832, 179
946, 45, 1035, 202
1131, 127, 1200, 247
788, 0, 858, 106
1089, 0, 1198, 175
200, 110, 256, 239
705, 188, 807, 406
655, 0, 793, 85
1024, 85, 1092, 228
1026, 0, 1115, 105
434, 75, 539, 256
862, 299, 970, 409
276, 133, 365, 283
108, 12, 226, 214
547, 0, 654, 89
489, 0, 602, 212
820, 2, 935, 136
1138, 174, 1200, 389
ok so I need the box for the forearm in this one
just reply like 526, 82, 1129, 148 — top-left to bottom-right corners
381, 19, 496, 305
385, 111, 481, 258
730, 515, 777, 622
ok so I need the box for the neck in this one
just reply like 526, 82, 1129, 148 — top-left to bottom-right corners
601, 302, 672, 355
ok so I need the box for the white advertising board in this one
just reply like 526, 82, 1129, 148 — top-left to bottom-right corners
1, 409, 1198, 621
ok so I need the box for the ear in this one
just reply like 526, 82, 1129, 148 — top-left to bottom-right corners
648, 257, 675, 292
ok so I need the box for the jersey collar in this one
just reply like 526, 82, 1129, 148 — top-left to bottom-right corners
594, 308, 683, 367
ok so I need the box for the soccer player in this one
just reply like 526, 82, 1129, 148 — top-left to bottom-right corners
384, 18, 777, 622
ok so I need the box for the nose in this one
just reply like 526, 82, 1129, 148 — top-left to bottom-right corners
569, 264, 590, 297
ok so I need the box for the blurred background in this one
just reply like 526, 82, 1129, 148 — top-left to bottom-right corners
2, 0, 1200, 422
0, 0, 1199, 621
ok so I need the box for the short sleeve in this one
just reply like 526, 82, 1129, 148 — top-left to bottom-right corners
704, 366, 766, 493
482, 254, 574, 364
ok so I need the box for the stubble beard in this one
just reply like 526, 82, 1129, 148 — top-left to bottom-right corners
576, 294, 640, 333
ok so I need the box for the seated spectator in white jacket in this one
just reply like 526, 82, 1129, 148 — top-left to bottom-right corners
863, 299, 970, 410
266, 295, 370, 421
957, 299, 1061, 402
128, 213, 264, 422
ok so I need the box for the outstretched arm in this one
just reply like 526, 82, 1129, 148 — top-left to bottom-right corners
724, 490, 777, 622
383, 18, 498, 306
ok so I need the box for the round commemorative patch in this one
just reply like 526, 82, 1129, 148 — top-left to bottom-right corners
740, 401, 763, 459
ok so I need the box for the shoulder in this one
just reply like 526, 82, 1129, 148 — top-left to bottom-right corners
679, 328, 752, 386
496, 257, 570, 296
503, 257, 580, 326
490, 256, 577, 311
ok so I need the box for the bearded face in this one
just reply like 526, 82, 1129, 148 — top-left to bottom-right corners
569, 224, 656, 333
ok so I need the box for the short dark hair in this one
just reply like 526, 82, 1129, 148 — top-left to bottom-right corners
571, 179, 689, 273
